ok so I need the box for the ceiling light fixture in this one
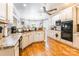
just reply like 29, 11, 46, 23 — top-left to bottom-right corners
23, 4, 27, 7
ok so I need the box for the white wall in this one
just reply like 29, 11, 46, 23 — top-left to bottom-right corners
24, 20, 43, 28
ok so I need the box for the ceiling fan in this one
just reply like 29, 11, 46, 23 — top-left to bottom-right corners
43, 6, 57, 15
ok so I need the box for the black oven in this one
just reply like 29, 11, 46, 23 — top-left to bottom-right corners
61, 20, 73, 42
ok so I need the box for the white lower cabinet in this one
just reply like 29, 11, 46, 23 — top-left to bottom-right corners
39, 32, 44, 41
0, 47, 14, 56
0, 41, 19, 56
22, 34, 29, 49
14, 41, 19, 56
73, 34, 79, 48
28, 33, 34, 45
34, 31, 44, 42
22, 31, 45, 49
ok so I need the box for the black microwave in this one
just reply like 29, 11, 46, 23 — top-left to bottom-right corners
56, 20, 61, 26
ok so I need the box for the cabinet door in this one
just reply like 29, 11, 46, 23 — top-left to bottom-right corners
51, 30, 55, 39
14, 42, 19, 56
76, 6, 79, 24
65, 7, 72, 20
73, 35, 79, 48
22, 34, 29, 49
60, 11, 66, 21
34, 32, 38, 42
38, 32, 44, 41
8, 3, 13, 21
28, 33, 34, 45
0, 3, 6, 20
34, 32, 44, 42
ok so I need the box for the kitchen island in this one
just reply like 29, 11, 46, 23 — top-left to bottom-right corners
0, 33, 22, 56
0, 29, 45, 56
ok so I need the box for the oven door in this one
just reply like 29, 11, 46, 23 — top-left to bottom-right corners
61, 20, 73, 42
61, 32, 73, 42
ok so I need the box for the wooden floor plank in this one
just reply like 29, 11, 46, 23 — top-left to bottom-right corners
20, 37, 79, 56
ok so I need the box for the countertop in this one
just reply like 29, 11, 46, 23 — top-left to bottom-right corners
0, 33, 22, 48
22, 29, 44, 33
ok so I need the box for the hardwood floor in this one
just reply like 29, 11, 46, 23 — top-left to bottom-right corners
20, 37, 79, 56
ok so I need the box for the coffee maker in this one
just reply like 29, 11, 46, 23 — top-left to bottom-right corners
11, 26, 17, 33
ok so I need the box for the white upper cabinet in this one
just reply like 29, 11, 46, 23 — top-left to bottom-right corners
64, 7, 72, 20
59, 10, 66, 21
0, 3, 6, 20
59, 7, 73, 21
76, 6, 79, 24
51, 13, 60, 26
7, 3, 13, 23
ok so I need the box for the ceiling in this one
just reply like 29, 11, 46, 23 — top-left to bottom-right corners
13, 3, 74, 20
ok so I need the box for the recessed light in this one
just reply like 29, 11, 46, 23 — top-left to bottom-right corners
23, 4, 27, 7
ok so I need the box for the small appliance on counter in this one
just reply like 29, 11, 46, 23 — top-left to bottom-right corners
0, 26, 3, 38
17, 28, 23, 33
11, 26, 17, 33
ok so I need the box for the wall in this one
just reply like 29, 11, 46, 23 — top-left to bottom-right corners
24, 20, 43, 28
